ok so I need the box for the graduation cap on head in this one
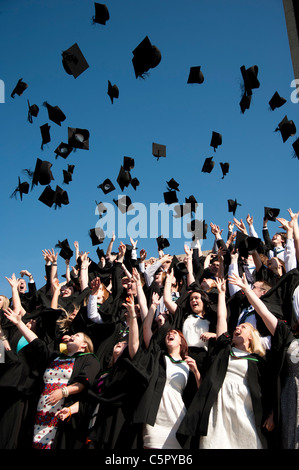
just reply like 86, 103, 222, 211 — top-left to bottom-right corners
123, 156, 135, 171
131, 177, 140, 190
27, 100, 39, 123
201, 157, 215, 173
187, 66, 204, 84
166, 178, 180, 191
63, 169, 72, 185
89, 227, 105, 246
54, 185, 69, 208
228, 198, 241, 216
62, 43, 89, 79
11, 78, 28, 98
43, 102, 66, 126
210, 131, 222, 152
240, 65, 260, 96
25, 158, 54, 189
56, 239, 73, 260
185, 195, 198, 214
68, 127, 89, 150
269, 91, 287, 111
10, 177, 29, 201
113, 195, 134, 213
239, 93, 251, 114
54, 142, 73, 159
40, 123, 51, 150
98, 178, 115, 194
107, 80, 119, 104
157, 235, 170, 251
132, 36, 161, 78
292, 138, 299, 159
38, 185, 55, 207
92, 3, 110, 25
220, 162, 229, 179
264, 206, 280, 222
117, 166, 132, 191
163, 190, 178, 205
152, 142, 166, 160
275, 116, 296, 143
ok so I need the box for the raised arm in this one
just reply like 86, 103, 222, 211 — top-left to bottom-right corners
4, 307, 38, 343
106, 231, 116, 261
5, 273, 25, 316
79, 252, 91, 291
132, 268, 148, 321
50, 278, 61, 309
184, 244, 195, 287
288, 208, 299, 263
143, 292, 160, 348
163, 269, 178, 314
124, 294, 140, 358
215, 277, 227, 338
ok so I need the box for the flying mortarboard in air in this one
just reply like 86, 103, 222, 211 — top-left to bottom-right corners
152, 142, 166, 160
201, 157, 215, 173
163, 190, 178, 205
275, 116, 296, 143
38, 185, 55, 207
220, 162, 229, 179
132, 36, 161, 79
54, 142, 73, 159
117, 165, 132, 191
63, 169, 73, 185
43, 102, 66, 126
62, 43, 89, 79
239, 93, 251, 114
95, 201, 107, 217
10, 177, 29, 201
235, 233, 263, 258
187, 219, 208, 240
113, 195, 134, 214
56, 239, 73, 260
157, 235, 170, 251
24, 158, 54, 189
166, 178, 180, 191
239, 65, 260, 113
11, 78, 28, 98
98, 178, 115, 194
68, 127, 90, 150
210, 131, 222, 152
92, 3, 110, 25
107, 80, 119, 104
173, 203, 191, 218
187, 66, 204, 84
53, 185, 69, 208
27, 100, 39, 123
268, 91, 287, 111
40, 123, 51, 150
130, 177, 140, 190
123, 156, 135, 171
185, 195, 198, 214
264, 206, 280, 222
89, 227, 105, 246
228, 198, 241, 216
292, 138, 299, 159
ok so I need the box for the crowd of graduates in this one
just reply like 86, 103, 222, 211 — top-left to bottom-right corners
0, 207, 299, 450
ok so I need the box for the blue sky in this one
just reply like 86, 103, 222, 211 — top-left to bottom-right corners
0, 0, 298, 297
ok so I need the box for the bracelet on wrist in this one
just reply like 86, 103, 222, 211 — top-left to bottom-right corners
0, 335, 7, 341
61, 386, 69, 398
52, 263, 57, 266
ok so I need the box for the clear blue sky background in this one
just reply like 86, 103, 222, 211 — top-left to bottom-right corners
0, 0, 298, 298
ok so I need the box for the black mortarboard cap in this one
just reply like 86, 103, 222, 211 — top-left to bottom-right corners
187, 219, 207, 240
292, 138, 299, 159
11, 78, 28, 98
163, 190, 178, 205
27, 100, 39, 123
40, 123, 51, 150
113, 195, 134, 213
240, 65, 260, 96
62, 43, 89, 79
269, 91, 287, 111
239, 93, 251, 114
173, 203, 191, 218
63, 169, 72, 184
68, 164, 75, 174
170, 255, 189, 280
236, 234, 262, 258
107, 80, 119, 104
54, 185, 69, 208
157, 235, 170, 251
68, 127, 89, 150
185, 195, 198, 213
275, 116, 296, 143
132, 36, 161, 78
56, 239, 73, 260
123, 156, 135, 171
43, 102, 66, 126
95, 201, 107, 217
220, 162, 229, 179
187, 66, 204, 84
117, 166, 132, 191
28, 158, 54, 188
92, 3, 110, 25
89, 227, 105, 246
264, 206, 280, 222
201, 157, 215, 173
131, 177, 140, 190
54, 142, 73, 159
38, 185, 55, 207
152, 142, 166, 160
96, 247, 105, 260
10, 177, 29, 201
166, 178, 180, 191
210, 131, 222, 152
228, 198, 241, 215
98, 178, 115, 194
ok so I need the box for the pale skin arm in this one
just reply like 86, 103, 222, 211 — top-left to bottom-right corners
46, 382, 85, 406
55, 401, 79, 421
79, 252, 91, 291
185, 356, 201, 388
163, 269, 178, 314
3, 307, 38, 343
124, 294, 139, 358
132, 268, 148, 321
65, 259, 71, 283
5, 273, 25, 316
288, 208, 299, 262
143, 292, 160, 349
50, 278, 61, 309
184, 244, 195, 286
215, 277, 228, 338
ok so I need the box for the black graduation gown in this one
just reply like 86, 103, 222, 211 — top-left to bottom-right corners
176, 333, 271, 449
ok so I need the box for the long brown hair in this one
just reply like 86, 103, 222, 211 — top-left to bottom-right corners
166, 329, 188, 360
